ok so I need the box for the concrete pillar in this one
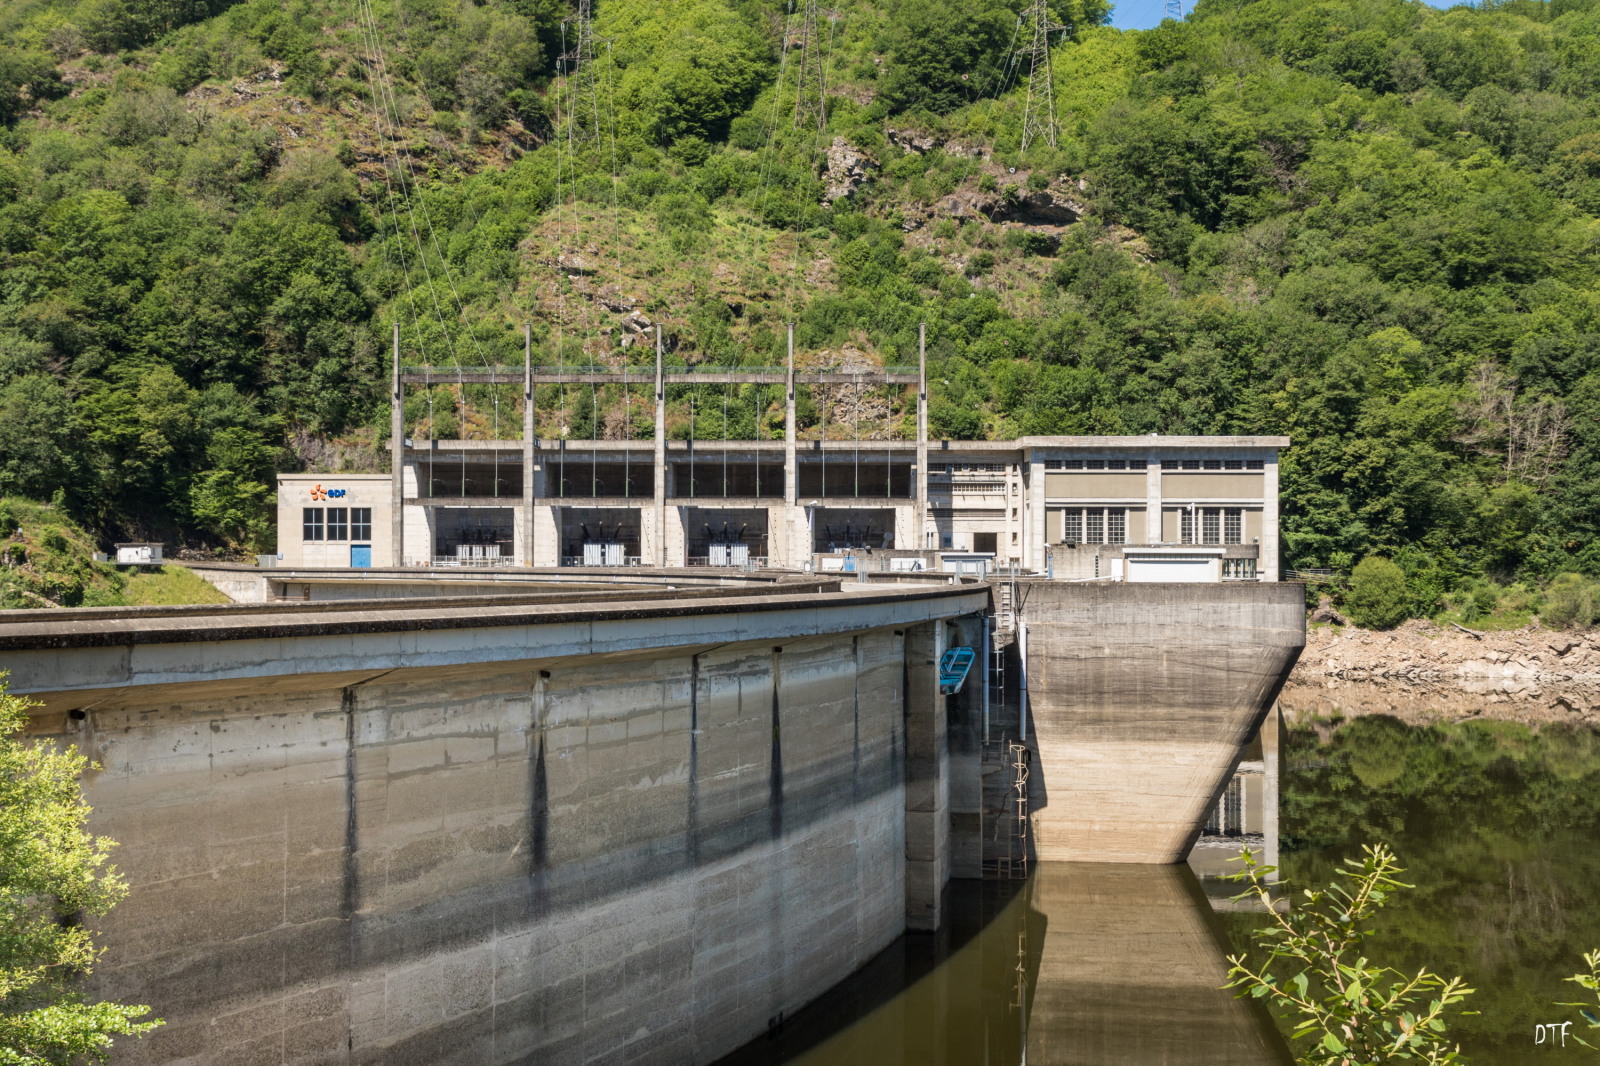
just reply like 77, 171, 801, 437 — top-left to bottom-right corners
522, 324, 536, 567
1262, 450, 1281, 581
1145, 451, 1163, 544
915, 323, 929, 552
654, 328, 667, 568
1263, 702, 1280, 873
904, 620, 949, 930
390, 324, 404, 567
785, 325, 800, 568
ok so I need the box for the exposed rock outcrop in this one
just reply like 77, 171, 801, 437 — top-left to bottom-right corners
1294, 619, 1600, 683
823, 136, 874, 203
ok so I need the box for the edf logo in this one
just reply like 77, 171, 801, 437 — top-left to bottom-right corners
309, 485, 348, 501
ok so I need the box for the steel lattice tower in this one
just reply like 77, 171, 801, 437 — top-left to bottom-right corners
1165, 0, 1184, 20
561, 0, 602, 144
1019, 0, 1060, 152
793, 0, 828, 131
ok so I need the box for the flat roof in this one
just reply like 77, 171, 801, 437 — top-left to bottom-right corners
384, 435, 1291, 455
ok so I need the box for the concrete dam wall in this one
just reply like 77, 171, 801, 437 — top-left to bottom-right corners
2, 584, 986, 1066
1019, 581, 1305, 863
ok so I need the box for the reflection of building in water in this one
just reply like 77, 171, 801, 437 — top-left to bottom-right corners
1188, 704, 1282, 908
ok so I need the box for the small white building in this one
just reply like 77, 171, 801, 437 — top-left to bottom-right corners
114, 542, 164, 565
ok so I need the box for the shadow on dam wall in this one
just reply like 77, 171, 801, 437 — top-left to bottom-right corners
1018, 581, 1306, 863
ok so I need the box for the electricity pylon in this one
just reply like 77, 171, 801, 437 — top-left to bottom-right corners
1018, 0, 1061, 152
561, 0, 601, 144
1165, 0, 1183, 19
793, 0, 828, 131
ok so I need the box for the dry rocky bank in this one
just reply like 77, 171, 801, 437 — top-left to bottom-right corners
1284, 620, 1600, 725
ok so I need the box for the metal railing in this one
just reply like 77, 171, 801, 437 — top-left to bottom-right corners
429, 555, 518, 568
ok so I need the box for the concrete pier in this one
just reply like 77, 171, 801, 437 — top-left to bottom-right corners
1019, 582, 1304, 863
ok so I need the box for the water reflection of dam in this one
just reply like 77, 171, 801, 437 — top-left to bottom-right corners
719, 863, 1291, 1066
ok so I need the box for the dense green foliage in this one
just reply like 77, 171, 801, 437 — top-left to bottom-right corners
0, 678, 160, 1062
1344, 555, 1411, 629
0, 0, 1597, 599
0, 497, 223, 606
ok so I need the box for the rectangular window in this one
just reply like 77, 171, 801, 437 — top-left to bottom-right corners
351, 508, 372, 541
1224, 459, 1244, 470
1086, 459, 1106, 470
1085, 508, 1105, 544
1106, 509, 1126, 544
1202, 508, 1222, 545
1161, 459, 1179, 470
1129, 458, 1148, 469
1060, 509, 1082, 543
1203, 459, 1223, 470
1180, 509, 1194, 545
326, 507, 348, 541
1223, 558, 1258, 580
1182, 459, 1201, 470
1246, 459, 1264, 470
1224, 508, 1242, 544
1107, 459, 1127, 470
930, 463, 948, 473
1064, 459, 1084, 469
303, 508, 324, 542
1044, 460, 1064, 470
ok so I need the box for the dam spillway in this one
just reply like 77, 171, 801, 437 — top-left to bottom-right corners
1, 575, 1303, 1065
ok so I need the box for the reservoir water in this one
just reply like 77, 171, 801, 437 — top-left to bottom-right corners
720, 680, 1600, 1065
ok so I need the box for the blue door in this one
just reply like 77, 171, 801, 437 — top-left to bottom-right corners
350, 544, 372, 568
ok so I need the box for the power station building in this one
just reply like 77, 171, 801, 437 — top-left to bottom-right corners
275, 334, 1287, 581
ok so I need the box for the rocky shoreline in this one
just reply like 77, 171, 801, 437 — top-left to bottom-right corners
1294, 619, 1600, 683
1284, 620, 1600, 726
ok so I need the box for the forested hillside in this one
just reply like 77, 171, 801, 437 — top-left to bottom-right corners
2, 0, 1598, 612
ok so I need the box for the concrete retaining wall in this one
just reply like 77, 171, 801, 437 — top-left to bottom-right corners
9, 588, 983, 1066
1019, 582, 1304, 863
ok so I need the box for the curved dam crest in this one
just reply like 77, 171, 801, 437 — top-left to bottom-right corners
1, 577, 1303, 1065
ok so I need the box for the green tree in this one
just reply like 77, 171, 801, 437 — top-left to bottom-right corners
1225, 844, 1474, 1066
0, 675, 160, 1062
1345, 556, 1412, 629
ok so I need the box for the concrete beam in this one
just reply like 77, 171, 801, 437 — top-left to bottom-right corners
1, 586, 989, 710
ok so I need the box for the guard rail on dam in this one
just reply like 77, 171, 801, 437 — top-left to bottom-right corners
0, 577, 1303, 1066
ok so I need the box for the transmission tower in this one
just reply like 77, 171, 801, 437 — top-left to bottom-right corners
560, 0, 602, 144
1018, 0, 1061, 152
1165, 0, 1184, 20
793, 0, 828, 131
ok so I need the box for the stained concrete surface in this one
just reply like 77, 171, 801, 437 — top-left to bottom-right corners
1020, 582, 1304, 863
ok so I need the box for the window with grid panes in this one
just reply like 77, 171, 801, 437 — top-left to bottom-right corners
1180, 509, 1194, 544
303, 508, 324, 541
1106, 509, 1126, 544
1085, 508, 1104, 543
327, 507, 348, 541
1202, 508, 1221, 544
1224, 509, 1242, 544
351, 508, 372, 540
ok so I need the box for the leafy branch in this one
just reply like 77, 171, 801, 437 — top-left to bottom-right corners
1224, 843, 1475, 1066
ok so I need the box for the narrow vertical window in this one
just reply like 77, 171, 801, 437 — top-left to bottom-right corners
1224, 508, 1242, 544
1180, 509, 1194, 545
303, 508, 324, 542
1106, 509, 1126, 544
1202, 508, 1221, 544
1085, 508, 1105, 544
